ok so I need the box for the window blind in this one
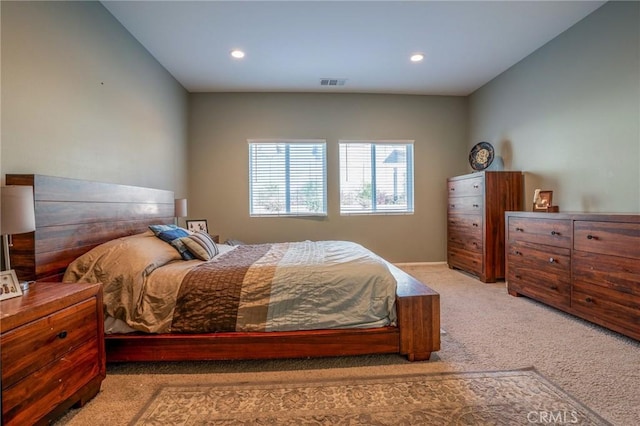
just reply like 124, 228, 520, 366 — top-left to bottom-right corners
249, 140, 327, 217
339, 141, 414, 215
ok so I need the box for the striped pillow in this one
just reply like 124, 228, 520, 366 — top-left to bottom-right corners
178, 231, 219, 261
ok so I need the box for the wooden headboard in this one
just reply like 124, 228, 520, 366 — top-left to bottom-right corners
6, 174, 175, 282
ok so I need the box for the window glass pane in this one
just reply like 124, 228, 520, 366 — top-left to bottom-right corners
249, 140, 326, 217
339, 144, 373, 211
339, 141, 414, 215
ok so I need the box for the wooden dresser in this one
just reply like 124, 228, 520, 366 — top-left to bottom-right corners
447, 171, 523, 282
1, 282, 106, 425
506, 212, 639, 340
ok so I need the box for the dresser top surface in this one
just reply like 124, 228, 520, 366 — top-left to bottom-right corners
448, 171, 523, 181
0, 282, 101, 332
506, 211, 640, 222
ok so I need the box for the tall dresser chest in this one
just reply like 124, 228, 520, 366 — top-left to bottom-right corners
447, 171, 524, 282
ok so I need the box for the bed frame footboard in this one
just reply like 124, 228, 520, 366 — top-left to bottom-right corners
390, 264, 441, 361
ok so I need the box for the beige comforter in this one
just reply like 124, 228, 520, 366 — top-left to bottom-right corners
64, 232, 397, 334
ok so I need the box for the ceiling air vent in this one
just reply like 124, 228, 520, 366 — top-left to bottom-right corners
320, 78, 347, 86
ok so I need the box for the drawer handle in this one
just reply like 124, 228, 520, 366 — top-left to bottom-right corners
514, 250, 522, 256
515, 227, 524, 232
585, 297, 594, 304
515, 274, 522, 279
549, 257, 556, 263
551, 231, 561, 236
450, 187, 455, 191
550, 285, 558, 290
587, 234, 598, 240
472, 223, 478, 227
450, 204, 455, 208
473, 204, 479, 208
58, 330, 68, 339
473, 184, 479, 188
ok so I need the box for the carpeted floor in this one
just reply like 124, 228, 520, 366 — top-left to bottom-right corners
55, 264, 639, 425
132, 368, 609, 425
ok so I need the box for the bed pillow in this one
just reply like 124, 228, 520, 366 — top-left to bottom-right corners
149, 224, 195, 260
148, 224, 177, 233
177, 231, 219, 261
149, 224, 188, 241
63, 231, 183, 284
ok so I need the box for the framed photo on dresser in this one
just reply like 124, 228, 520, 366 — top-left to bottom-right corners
0, 270, 22, 300
533, 190, 553, 211
186, 219, 208, 233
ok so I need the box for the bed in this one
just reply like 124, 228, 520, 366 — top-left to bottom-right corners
6, 174, 440, 362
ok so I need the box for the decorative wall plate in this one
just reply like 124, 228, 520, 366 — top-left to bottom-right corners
469, 142, 495, 171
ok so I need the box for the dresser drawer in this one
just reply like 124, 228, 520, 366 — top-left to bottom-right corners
448, 247, 483, 276
447, 196, 483, 214
2, 338, 101, 426
574, 221, 640, 259
448, 235, 483, 253
508, 217, 571, 248
448, 214, 483, 234
572, 281, 640, 339
507, 241, 571, 272
508, 273, 571, 310
573, 251, 640, 296
447, 176, 484, 197
1, 299, 98, 389
448, 214, 482, 248
507, 241, 571, 309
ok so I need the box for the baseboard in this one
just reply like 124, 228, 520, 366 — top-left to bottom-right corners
393, 261, 448, 268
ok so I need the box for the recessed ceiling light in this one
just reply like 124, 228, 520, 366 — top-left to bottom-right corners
230, 49, 245, 59
410, 53, 424, 62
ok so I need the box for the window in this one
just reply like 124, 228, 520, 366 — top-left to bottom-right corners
339, 141, 414, 215
249, 140, 327, 217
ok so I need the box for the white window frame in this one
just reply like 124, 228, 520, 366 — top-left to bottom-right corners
248, 139, 327, 217
339, 140, 414, 215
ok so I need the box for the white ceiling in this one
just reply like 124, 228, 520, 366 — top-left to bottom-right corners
101, 1, 606, 96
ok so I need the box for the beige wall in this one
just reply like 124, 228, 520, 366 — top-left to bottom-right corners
1, 1, 189, 196
189, 93, 468, 262
469, 1, 639, 212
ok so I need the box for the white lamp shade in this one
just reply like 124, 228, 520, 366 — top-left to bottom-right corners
174, 198, 187, 218
1, 185, 36, 235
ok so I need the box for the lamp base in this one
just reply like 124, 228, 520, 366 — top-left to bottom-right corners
2, 234, 11, 271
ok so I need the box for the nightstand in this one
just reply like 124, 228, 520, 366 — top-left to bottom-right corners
1, 282, 106, 425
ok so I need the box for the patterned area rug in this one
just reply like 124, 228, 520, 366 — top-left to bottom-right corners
133, 368, 610, 425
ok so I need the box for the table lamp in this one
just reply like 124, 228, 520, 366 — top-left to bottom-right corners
175, 198, 187, 226
1, 185, 36, 271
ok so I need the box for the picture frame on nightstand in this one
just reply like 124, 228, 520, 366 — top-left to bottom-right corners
186, 219, 208, 233
0, 270, 22, 300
